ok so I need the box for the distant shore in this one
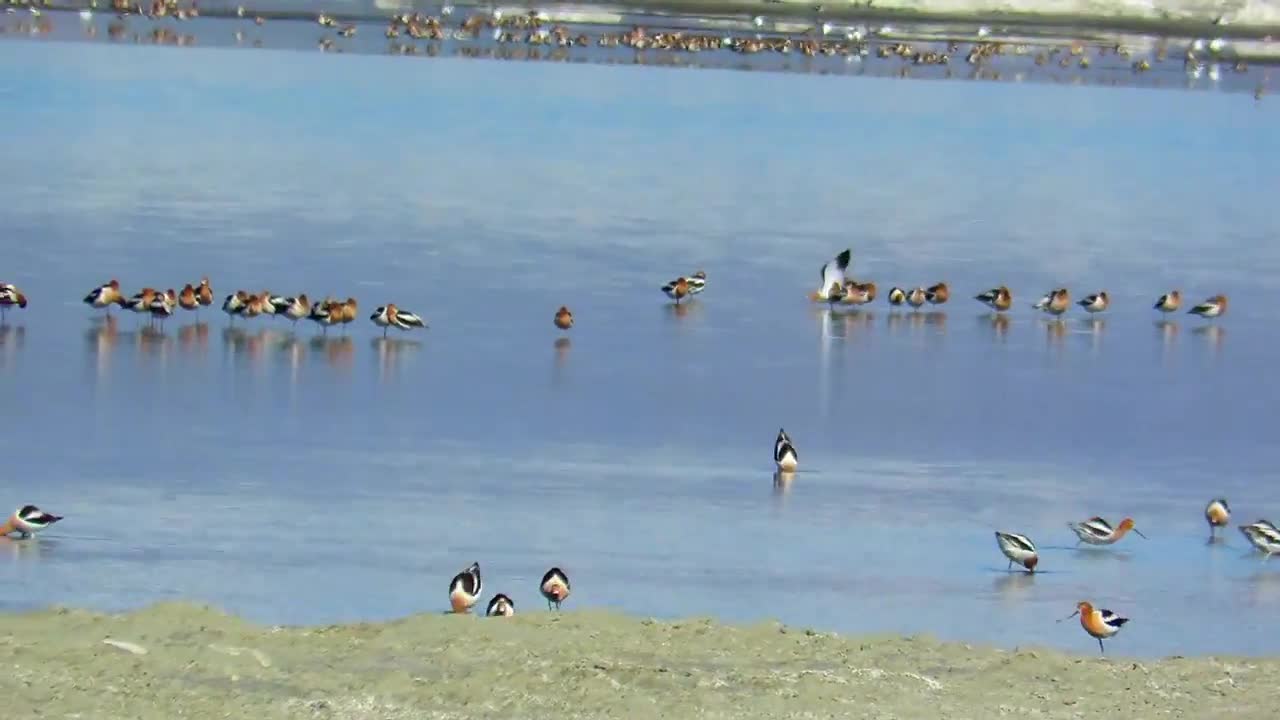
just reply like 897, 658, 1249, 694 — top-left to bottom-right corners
2, 602, 1277, 719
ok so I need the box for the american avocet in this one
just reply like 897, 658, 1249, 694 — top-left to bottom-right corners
241, 293, 265, 319
1077, 291, 1110, 313
280, 295, 309, 327
196, 277, 214, 308
307, 299, 332, 331
149, 289, 176, 327
687, 270, 707, 295
554, 306, 574, 330
448, 562, 483, 613
1188, 294, 1227, 319
1240, 521, 1280, 559
842, 280, 877, 305
338, 297, 358, 330
370, 304, 427, 336
268, 294, 291, 316
1033, 288, 1070, 317
83, 279, 124, 313
975, 286, 1013, 312
541, 567, 571, 610
661, 276, 692, 305
0, 505, 63, 538
809, 249, 852, 308
1064, 601, 1129, 654
222, 291, 248, 321
1153, 290, 1181, 313
994, 531, 1038, 573
774, 428, 798, 472
126, 288, 157, 323
925, 282, 949, 305
178, 284, 200, 313
905, 287, 926, 309
1068, 516, 1146, 545
887, 287, 906, 306
486, 593, 516, 617
255, 291, 277, 319
0, 283, 29, 321
1205, 498, 1231, 539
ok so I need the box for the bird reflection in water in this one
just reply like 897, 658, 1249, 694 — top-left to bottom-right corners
993, 570, 1035, 600
980, 312, 1010, 341
85, 315, 119, 381
1080, 317, 1105, 354
917, 310, 947, 331
136, 325, 172, 365
177, 321, 210, 355
1193, 324, 1224, 356
1155, 319, 1178, 364
0, 323, 25, 367
311, 335, 354, 370
664, 301, 692, 321
773, 470, 795, 496
372, 336, 420, 382
1044, 318, 1067, 348
0, 535, 50, 561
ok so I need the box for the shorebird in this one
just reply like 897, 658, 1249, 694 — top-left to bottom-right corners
149, 288, 177, 327
905, 287, 927, 310
1077, 291, 1110, 314
126, 288, 157, 323
1205, 498, 1231, 539
842, 280, 877, 306
1033, 288, 1071, 317
554, 306, 574, 330
887, 287, 906, 306
1068, 516, 1146, 545
1153, 290, 1181, 314
975, 286, 1013, 312
338, 297, 358, 331
662, 276, 691, 304
0, 505, 63, 538
774, 428, 798, 472
448, 562, 483, 613
222, 291, 249, 321
307, 298, 332, 331
195, 277, 214, 308
1188, 294, 1227, 319
925, 282, 949, 305
178, 284, 200, 313
370, 304, 427, 336
994, 531, 1038, 573
83, 279, 124, 313
687, 270, 707, 296
0, 283, 28, 321
1063, 601, 1129, 654
486, 593, 516, 617
541, 567, 571, 610
280, 295, 310, 327
809, 249, 852, 308
1240, 521, 1280, 559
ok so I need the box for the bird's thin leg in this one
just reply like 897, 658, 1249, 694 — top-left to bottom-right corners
1098, 638, 1105, 654
1007, 560, 1013, 572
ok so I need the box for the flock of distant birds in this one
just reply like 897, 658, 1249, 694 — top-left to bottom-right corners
0, 249, 1251, 651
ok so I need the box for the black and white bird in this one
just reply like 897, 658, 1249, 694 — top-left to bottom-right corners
994, 531, 1038, 573
448, 562, 483, 613
0, 505, 63, 538
774, 428, 798, 472
540, 567, 571, 611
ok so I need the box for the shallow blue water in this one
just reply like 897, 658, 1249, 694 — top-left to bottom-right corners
1, 37, 1279, 658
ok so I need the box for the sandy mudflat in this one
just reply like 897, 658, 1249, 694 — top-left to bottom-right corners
1, 603, 1277, 719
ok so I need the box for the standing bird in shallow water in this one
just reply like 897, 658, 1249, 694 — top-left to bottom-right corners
0, 283, 28, 321
774, 428, 798, 472
370, 304, 427, 336
662, 276, 691, 305
1188, 294, 1228, 319
687, 270, 707, 296
486, 593, 515, 617
195, 277, 214, 309
1033, 288, 1070, 317
1077, 291, 1110, 314
1063, 601, 1129, 654
178, 284, 200, 314
905, 287, 927, 310
0, 505, 63, 538
1068, 516, 1146, 545
1204, 498, 1231, 539
925, 282, 949, 305
975, 286, 1012, 313
448, 562, 483, 613
1153, 290, 1181, 314
554, 306, 574, 330
994, 531, 1038, 573
887, 287, 906, 306
1240, 521, 1280, 559
809, 249, 851, 308
222, 291, 248, 322
83, 279, 124, 314
541, 567, 571, 610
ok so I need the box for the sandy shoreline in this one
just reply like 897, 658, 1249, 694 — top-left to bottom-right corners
3, 603, 1277, 718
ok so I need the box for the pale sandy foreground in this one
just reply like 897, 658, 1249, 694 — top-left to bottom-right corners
2, 603, 1278, 719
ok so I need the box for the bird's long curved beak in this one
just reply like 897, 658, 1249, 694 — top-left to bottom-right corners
1057, 610, 1080, 623
1134, 528, 1148, 539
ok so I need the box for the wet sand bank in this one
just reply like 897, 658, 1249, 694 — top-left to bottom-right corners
2, 603, 1277, 719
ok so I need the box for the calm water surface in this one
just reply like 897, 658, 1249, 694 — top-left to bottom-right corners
1, 38, 1279, 658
